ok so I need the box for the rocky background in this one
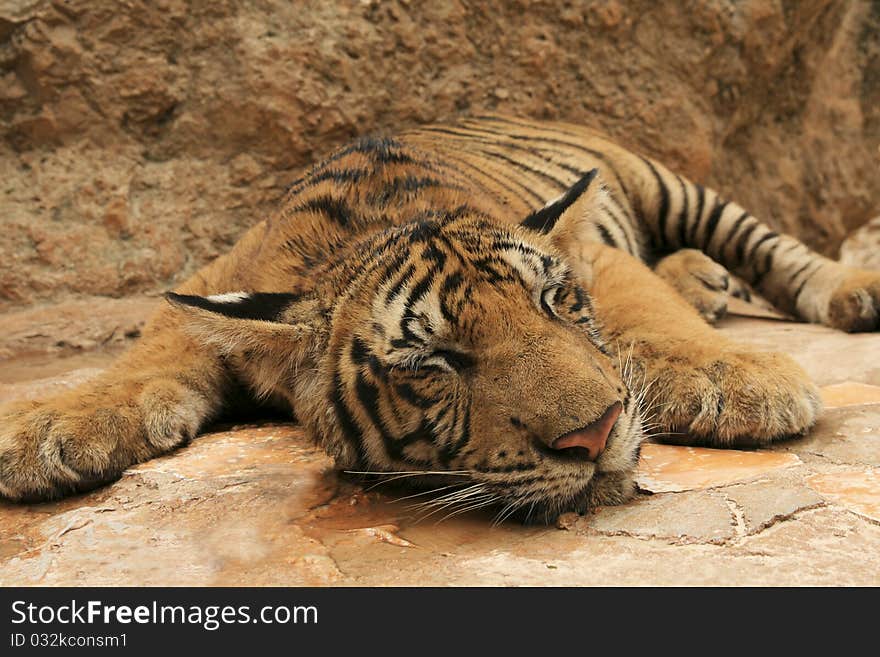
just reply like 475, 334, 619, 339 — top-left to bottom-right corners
0, 0, 878, 348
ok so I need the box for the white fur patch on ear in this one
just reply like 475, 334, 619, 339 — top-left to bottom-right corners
206, 292, 251, 303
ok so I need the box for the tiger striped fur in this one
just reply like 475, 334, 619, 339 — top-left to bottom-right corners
1, 115, 877, 523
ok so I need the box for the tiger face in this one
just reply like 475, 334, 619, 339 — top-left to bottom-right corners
170, 172, 646, 523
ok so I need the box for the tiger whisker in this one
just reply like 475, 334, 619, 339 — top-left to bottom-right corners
346, 469, 473, 490
492, 502, 520, 526
404, 484, 487, 512
412, 492, 495, 523
393, 483, 469, 502
344, 470, 472, 476
492, 494, 536, 525
435, 497, 500, 524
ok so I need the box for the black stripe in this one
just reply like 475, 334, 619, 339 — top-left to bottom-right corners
407, 268, 437, 307
439, 398, 472, 465
569, 285, 587, 313
734, 221, 759, 264
640, 157, 670, 247
330, 372, 369, 467
787, 260, 813, 284
384, 262, 415, 303
354, 372, 407, 461
297, 167, 368, 191
342, 136, 415, 164
438, 271, 465, 323
367, 175, 463, 207
394, 383, 439, 410
350, 335, 371, 366
599, 200, 636, 254
421, 242, 447, 269
351, 335, 391, 385
675, 176, 690, 249
595, 223, 617, 247
792, 265, 822, 304
751, 241, 781, 288
688, 184, 706, 246
520, 169, 599, 234
295, 194, 357, 227
702, 199, 729, 255
715, 210, 749, 266
726, 211, 752, 244
746, 231, 779, 262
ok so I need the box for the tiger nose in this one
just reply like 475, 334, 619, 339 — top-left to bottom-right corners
551, 402, 623, 461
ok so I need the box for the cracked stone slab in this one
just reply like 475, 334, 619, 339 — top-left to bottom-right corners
723, 481, 824, 534
782, 406, 880, 467
806, 468, 880, 523
584, 490, 736, 544
636, 444, 801, 493
728, 507, 880, 585
0, 424, 341, 586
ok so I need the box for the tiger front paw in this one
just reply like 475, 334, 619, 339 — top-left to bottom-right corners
646, 349, 821, 447
826, 269, 880, 333
654, 249, 730, 323
0, 378, 208, 502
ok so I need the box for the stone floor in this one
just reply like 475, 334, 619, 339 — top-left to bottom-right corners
0, 306, 879, 586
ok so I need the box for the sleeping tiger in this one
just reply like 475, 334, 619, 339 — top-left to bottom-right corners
2, 115, 879, 523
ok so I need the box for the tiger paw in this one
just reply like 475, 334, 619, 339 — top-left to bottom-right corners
653, 249, 730, 323
645, 349, 821, 446
0, 378, 208, 502
826, 269, 880, 332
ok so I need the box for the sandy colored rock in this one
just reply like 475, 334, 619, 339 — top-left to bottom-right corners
787, 406, 880, 467
585, 490, 736, 544
821, 382, 880, 409
636, 444, 801, 493
0, 296, 158, 359
724, 481, 824, 534
807, 468, 880, 523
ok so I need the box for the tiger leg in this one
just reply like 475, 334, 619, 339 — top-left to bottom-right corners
653, 249, 732, 323
614, 154, 880, 332
584, 243, 821, 446
0, 276, 240, 501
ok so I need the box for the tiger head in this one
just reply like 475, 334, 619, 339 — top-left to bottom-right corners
169, 170, 645, 523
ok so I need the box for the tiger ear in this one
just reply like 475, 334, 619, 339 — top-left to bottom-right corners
165, 292, 326, 355
520, 168, 608, 248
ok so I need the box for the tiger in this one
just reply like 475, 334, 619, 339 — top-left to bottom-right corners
2, 114, 879, 524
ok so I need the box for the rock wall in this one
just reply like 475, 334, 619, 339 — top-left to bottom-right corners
1, 0, 878, 312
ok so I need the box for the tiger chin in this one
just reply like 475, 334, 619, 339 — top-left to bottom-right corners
3, 114, 874, 524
